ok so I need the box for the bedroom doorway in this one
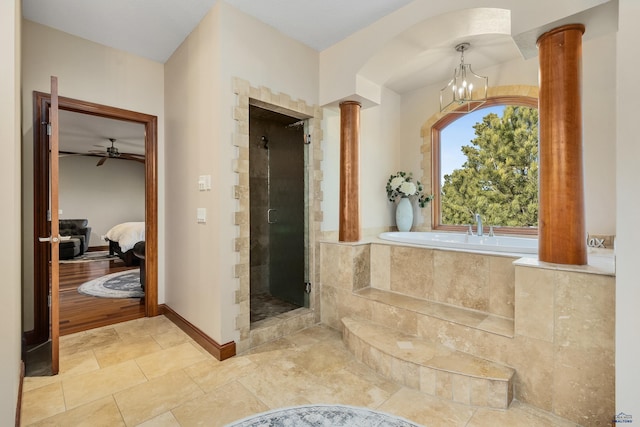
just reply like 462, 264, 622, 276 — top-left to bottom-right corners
249, 105, 308, 324
28, 93, 158, 354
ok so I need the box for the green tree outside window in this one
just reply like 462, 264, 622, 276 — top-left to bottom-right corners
441, 105, 539, 228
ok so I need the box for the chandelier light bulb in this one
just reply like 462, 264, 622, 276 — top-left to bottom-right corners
439, 42, 488, 113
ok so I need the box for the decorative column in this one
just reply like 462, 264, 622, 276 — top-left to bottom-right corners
537, 24, 587, 265
339, 101, 361, 242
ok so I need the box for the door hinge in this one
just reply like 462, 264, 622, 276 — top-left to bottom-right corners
305, 134, 311, 145
304, 282, 311, 294
46, 123, 52, 136
48, 294, 51, 307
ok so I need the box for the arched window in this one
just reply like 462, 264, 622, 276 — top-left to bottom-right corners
431, 96, 538, 235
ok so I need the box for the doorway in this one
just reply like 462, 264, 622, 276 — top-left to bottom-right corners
249, 105, 308, 324
28, 93, 158, 356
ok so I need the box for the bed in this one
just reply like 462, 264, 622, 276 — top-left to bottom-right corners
103, 222, 145, 266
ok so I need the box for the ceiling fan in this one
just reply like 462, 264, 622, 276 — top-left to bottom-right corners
88, 138, 145, 166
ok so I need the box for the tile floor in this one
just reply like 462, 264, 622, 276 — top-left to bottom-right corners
250, 292, 301, 323
21, 316, 579, 426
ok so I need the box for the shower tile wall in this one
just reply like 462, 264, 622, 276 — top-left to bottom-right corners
250, 127, 269, 294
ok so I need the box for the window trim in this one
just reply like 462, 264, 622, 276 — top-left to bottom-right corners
431, 96, 539, 235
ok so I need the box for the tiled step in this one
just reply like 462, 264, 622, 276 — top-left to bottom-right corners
354, 287, 514, 338
342, 317, 515, 409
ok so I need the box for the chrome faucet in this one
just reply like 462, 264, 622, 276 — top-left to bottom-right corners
475, 213, 483, 236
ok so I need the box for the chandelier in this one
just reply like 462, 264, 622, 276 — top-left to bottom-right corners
439, 42, 488, 114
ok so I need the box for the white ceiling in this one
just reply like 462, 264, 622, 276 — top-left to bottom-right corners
22, 0, 415, 62
59, 110, 145, 156
23, 0, 618, 154
23, 0, 417, 154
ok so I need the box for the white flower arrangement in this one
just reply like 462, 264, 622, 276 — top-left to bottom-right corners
386, 171, 433, 208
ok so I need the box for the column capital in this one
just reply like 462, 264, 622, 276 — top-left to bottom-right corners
339, 100, 362, 108
536, 23, 585, 46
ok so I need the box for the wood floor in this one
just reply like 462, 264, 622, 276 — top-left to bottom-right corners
59, 255, 145, 336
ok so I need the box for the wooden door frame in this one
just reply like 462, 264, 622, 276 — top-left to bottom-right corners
30, 92, 158, 344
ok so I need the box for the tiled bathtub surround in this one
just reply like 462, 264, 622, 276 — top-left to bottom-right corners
320, 240, 615, 427
372, 244, 516, 316
342, 317, 515, 409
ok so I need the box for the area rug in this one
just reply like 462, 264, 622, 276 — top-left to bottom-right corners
60, 250, 119, 263
77, 270, 143, 298
224, 404, 424, 427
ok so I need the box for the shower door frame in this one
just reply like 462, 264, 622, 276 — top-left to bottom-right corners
232, 79, 323, 351
248, 104, 309, 312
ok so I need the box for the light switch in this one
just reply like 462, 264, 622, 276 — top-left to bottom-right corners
198, 175, 211, 191
197, 208, 206, 223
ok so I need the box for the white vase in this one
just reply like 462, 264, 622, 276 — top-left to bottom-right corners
395, 197, 413, 232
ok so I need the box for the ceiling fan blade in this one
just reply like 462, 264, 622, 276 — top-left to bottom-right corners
120, 153, 145, 163
96, 157, 108, 166
59, 151, 86, 158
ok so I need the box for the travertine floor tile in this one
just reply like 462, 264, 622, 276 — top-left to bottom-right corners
377, 387, 475, 427
285, 324, 342, 345
184, 356, 257, 393
113, 316, 177, 339
59, 327, 120, 357
20, 382, 66, 426
281, 339, 353, 376
93, 335, 162, 368
242, 338, 299, 364
22, 374, 61, 394
59, 349, 101, 377
21, 316, 581, 427
134, 341, 209, 379
61, 360, 147, 409
136, 411, 181, 427
29, 396, 124, 427
237, 361, 331, 408
172, 380, 269, 427
23, 349, 100, 394
114, 370, 204, 426
312, 367, 394, 408
151, 328, 193, 349
467, 401, 580, 426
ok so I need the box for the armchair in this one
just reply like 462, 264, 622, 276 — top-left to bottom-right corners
59, 219, 92, 256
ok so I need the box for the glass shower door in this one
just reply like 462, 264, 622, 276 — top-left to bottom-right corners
268, 124, 305, 307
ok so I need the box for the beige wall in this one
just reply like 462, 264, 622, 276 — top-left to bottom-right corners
164, 2, 319, 344
320, 87, 403, 234
21, 20, 166, 330
59, 156, 145, 247
318, 28, 616, 236
164, 6, 225, 343
0, 0, 21, 423
616, 0, 640, 418
582, 32, 617, 235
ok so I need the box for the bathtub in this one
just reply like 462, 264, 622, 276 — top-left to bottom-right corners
378, 231, 538, 255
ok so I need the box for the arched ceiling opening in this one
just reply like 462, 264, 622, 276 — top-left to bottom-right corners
358, 8, 521, 94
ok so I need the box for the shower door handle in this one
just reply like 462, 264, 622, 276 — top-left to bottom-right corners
267, 208, 278, 224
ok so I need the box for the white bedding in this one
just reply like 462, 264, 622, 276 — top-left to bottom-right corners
104, 222, 145, 252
